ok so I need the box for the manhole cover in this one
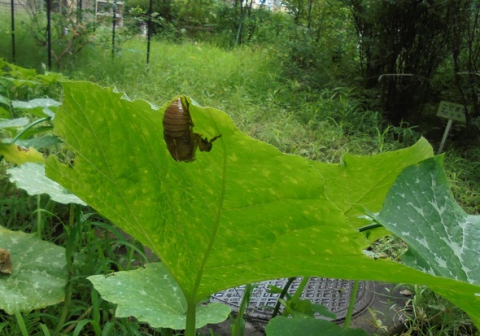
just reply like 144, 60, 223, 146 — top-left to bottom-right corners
210, 278, 375, 321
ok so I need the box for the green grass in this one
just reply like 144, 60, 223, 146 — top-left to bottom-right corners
1, 14, 480, 336
398, 285, 478, 336
444, 146, 480, 214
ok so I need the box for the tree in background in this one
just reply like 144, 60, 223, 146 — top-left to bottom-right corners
124, 0, 177, 36
343, 0, 467, 126
278, 0, 357, 87
176, 0, 220, 38
214, 0, 263, 47
124, 0, 225, 39
449, 0, 480, 134
21, 0, 96, 69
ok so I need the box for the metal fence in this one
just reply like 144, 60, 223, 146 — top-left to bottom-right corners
1, 0, 155, 68
0, 0, 29, 13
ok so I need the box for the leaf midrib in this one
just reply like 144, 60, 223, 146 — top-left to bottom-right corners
190, 121, 228, 304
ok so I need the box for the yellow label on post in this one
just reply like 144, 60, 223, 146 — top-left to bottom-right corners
436, 101, 469, 123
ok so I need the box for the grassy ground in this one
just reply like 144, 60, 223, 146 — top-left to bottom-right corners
1, 16, 480, 335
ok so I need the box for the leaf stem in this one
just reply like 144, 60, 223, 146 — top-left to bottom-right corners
232, 283, 254, 336
185, 301, 197, 336
272, 277, 295, 318
343, 279, 359, 329
291, 277, 309, 303
0, 117, 51, 163
37, 195, 42, 238
357, 223, 382, 232
186, 123, 228, 333
280, 277, 309, 317
11, 117, 51, 144
54, 204, 79, 334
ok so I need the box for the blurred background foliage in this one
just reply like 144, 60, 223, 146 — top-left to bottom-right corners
1, 1, 480, 335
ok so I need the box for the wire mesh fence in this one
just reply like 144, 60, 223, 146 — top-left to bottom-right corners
0, 0, 28, 14
0, 0, 154, 68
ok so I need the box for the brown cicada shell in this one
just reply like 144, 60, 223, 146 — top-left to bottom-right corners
163, 97, 221, 162
0, 248, 12, 274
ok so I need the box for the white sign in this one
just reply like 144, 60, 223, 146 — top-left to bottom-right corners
436, 101, 469, 123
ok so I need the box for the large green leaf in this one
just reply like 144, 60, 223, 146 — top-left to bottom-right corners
88, 263, 231, 329
372, 156, 480, 285
12, 98, 61, 110
12, 98, 59, 118
16, 135, 61, 150
315, 139, 434, 241
7, 163, 86, 205
47, 82, 368, 299
0, 117, 29, 129
46, 82, 480, 329
0, 226, 67, 314
0, 143, 45, 164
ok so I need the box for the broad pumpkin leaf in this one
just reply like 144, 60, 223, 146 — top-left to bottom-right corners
315, 139, 434, 241
12, 98, 59, 119
0, 226, 67, 314
372, 156, 480, 285
88, 263, 231, 329
0, 117, 30, 129
46, 82, 480, 329
265, 316, 369, 336
11, 98, 61, 110
0, 143, 45, 164
16, 135, 61, 150
7, 163, 85, 205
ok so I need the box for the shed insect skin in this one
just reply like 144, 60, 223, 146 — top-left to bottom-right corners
163, 97, 221, 162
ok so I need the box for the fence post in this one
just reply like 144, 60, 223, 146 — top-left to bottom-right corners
111, 0, 117, 58
146, 0, 153, 64
10, 0, 15, 63
46, 0, 52, 69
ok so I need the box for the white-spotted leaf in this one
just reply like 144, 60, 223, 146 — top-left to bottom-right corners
372, 156, 480, 285
0, 226, 67, 314
8, 163, 86, 205
88, 263, 230, 329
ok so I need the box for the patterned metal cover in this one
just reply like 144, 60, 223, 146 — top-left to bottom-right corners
210, 277, 375, 321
